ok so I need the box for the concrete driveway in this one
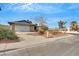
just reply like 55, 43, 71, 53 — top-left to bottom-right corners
0, 32, 78, 56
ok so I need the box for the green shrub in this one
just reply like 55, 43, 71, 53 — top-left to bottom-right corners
6, 30, 18, 40
0, 26, 18, 40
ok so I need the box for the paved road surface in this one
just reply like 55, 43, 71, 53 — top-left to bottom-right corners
0, 34, 79, 56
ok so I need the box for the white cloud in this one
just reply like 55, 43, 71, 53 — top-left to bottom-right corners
67, 4, 79, 10
5, 3, 65, 14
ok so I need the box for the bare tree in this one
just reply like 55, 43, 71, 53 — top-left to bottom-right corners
34, 16, 48, 34
35, 16, 48, 27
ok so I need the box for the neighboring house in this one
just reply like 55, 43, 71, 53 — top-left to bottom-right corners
8, 20, 37, 32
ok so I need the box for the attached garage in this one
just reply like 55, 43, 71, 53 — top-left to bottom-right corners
15, 25, 30, 32
8, 20, 36, 32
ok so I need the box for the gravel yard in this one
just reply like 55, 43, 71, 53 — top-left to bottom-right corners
15, 32, 68, 45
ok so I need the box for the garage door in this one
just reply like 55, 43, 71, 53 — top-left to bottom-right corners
15, 25, 30, 32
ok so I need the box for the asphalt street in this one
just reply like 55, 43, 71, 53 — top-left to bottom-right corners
0, 35, 79, 56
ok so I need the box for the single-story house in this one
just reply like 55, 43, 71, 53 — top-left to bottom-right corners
8, 20, 38, 32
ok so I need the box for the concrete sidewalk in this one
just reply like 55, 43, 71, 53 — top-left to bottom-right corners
0, 34, 74, 53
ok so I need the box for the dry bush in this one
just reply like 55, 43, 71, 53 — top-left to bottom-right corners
39, 29, 45, 34
38, 26, 48, 35
43, 29, 66, 38
48, 29, 60, 35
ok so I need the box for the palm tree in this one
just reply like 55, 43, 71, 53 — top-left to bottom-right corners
58, 20, 67, 29
70, 21, 78, 31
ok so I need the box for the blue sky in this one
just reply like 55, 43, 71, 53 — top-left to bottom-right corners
0, 3, 79, 28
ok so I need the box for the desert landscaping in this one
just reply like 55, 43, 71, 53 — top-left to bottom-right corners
0, 17, 79, 56
0, 3, 79, 56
